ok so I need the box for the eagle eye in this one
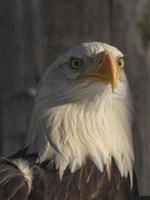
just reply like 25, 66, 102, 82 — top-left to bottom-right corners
70, 57, 83, 70
118, 57, 125, 68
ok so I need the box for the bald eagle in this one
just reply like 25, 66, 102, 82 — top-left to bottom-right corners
0, 42, 142, 199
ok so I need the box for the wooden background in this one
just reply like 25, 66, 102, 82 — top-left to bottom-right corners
0, 0, 150, 195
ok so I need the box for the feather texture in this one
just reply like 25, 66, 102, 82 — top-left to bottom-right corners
0, 158, 30, 200
39, 81, 134, 184
0, 157, 140, 200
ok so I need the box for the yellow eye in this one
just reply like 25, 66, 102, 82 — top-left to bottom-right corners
70, 58, 83, 69
118, 57, 125, 68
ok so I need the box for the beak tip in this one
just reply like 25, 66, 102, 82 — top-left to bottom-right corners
112, 86, 115, 92
111, 82, 117, 92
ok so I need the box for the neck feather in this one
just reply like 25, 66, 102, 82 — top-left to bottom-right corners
36, 87, 134, 185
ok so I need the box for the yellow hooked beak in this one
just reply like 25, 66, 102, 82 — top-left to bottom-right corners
96, 51, 119, 91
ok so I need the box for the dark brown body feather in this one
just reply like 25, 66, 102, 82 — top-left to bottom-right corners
0, 157, 140, 200
31, 159, 139, 200
0, 159, 29, 200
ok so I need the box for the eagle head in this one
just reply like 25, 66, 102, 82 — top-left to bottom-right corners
26, 42, 134, 184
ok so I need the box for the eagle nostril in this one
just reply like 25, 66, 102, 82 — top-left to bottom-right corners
98, 58, 104, 65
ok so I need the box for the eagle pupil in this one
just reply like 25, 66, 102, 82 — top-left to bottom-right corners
74, 60, 79, 66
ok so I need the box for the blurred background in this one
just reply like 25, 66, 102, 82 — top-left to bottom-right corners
0, 0, 150, 195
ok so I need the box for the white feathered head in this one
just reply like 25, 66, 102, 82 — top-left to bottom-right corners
26, 42, 134, 183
